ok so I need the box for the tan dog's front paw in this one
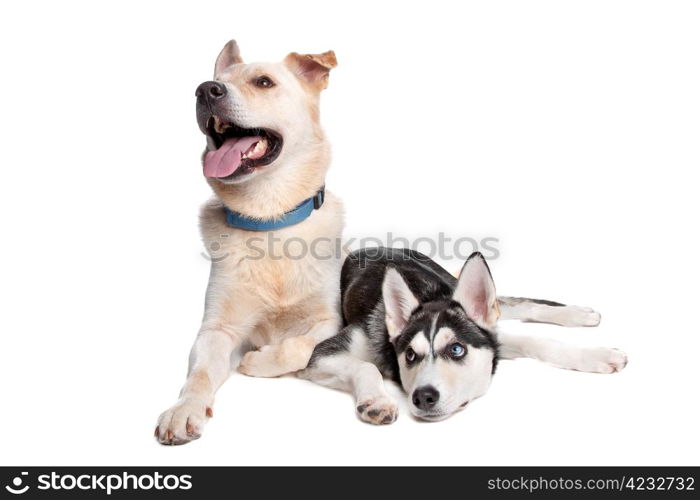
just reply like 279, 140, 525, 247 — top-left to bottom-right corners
238, 337, 316, 378
155, 398, 213, 446
238, 346, 283, 377
356, 396, 399, 425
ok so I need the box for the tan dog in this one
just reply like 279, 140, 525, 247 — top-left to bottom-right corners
156, 41, 344, 445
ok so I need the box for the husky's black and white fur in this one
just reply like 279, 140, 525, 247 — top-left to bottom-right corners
300, 248, 627, 424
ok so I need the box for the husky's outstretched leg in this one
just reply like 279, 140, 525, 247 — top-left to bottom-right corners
497, 331, 627, 373
497, 296, 601, 327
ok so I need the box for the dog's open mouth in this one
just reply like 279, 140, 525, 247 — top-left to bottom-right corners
203, 116, 283, 179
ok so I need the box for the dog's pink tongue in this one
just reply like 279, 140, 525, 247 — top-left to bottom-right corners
203, 136, 262, 178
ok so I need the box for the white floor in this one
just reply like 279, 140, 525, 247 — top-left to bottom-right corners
3, 284, 695, 466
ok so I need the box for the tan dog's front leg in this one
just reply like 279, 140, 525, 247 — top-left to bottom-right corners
156, 328, 240, 445
239, 317, 339, 378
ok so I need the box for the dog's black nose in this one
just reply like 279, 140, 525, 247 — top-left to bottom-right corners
412, 386, 440, 411
195, 81, 227, 101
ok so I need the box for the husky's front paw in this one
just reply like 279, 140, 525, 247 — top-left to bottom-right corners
356, 397, 399, 425
577, 347, 628, 374
155, 398, 213, 445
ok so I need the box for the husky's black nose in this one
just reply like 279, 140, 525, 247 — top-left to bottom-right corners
196, 81, 227, 101
412, 386, 440, 410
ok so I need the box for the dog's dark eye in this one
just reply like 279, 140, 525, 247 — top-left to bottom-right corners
448, 343, 466, 359
253, 76, 275, 89
405, 348, 417, 364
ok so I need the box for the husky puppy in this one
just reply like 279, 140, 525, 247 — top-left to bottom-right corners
300, 248, 627, 424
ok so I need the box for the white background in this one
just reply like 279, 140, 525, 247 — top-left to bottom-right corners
0, 0, 698, 466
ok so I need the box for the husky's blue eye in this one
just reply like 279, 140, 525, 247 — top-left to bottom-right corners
449, 343, 466, 358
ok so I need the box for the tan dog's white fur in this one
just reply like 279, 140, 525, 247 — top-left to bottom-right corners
156, 41, 344, 445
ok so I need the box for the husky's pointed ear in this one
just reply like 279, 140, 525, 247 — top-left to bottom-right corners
284, 51, 337, 91
214, 40, 243, 77
382, 267, 420, 341
453, 252, 498, 328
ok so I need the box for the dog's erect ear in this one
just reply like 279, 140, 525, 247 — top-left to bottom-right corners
284, 51, 337, 91
382, 267, 420, 341
214, 40, 243, 77
453, 252, 498, 328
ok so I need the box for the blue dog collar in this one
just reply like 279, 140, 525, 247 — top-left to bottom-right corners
224, 186, 325, 231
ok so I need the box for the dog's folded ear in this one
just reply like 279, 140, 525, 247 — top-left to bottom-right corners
453, 252, 499, 328
284, 51, 337, 91
382, 267, 420, 341
215, 40, 243, 77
